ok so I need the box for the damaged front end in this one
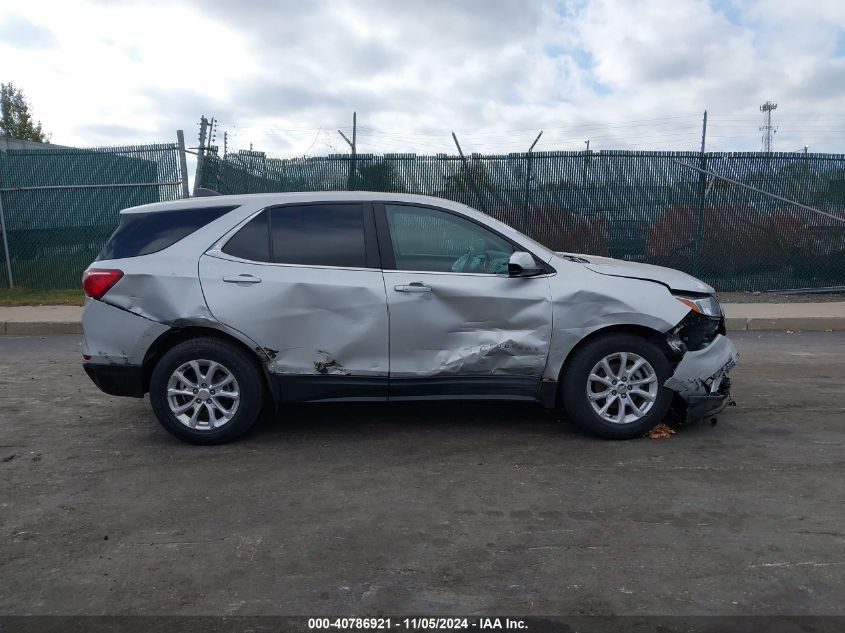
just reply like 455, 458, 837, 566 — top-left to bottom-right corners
664, 309, 738, 423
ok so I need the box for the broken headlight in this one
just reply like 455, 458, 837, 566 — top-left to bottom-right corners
674, 294, 722, 317
670, 295, 725, 352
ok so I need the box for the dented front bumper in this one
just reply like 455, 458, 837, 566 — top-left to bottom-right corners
664, 334, 738, 421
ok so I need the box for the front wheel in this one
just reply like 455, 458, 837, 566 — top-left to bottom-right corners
561, 333, 673, 439
149, 338, 264, 444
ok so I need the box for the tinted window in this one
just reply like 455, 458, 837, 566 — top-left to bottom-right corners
385, 204, 514, 274
222, 211, 271, 262
270, 204, 366, 267
99, 206, 236, 260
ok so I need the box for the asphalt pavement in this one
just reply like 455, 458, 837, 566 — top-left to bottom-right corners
1, 333, 844, 615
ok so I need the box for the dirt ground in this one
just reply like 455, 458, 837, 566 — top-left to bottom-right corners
1, 332, 844, 616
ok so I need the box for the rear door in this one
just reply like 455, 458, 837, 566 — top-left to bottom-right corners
199, 202, 389, 400
377, 203, 553, 400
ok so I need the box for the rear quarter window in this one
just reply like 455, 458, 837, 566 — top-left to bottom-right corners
99, 206, 238, 260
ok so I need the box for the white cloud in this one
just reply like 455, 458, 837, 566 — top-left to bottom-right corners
1, 0, 843, 156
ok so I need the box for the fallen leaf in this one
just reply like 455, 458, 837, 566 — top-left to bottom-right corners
647, 423, 676, 440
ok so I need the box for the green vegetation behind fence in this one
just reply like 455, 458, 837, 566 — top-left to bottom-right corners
0, 144, 182, 288
199, 148, 845, 291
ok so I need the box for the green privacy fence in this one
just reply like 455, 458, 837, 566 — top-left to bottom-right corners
199, 148, 845, 291
0, 144, 183, 288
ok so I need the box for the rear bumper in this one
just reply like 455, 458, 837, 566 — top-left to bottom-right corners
665, 334, 737, 421
83, 362, 145, 398
81, 297, 169, 366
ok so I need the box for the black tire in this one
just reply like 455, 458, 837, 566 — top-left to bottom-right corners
561, 332, 673, 440
149, 337, 264, 445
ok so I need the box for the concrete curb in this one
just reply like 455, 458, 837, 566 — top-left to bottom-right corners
726, 317, 843, 332
2, 318, 844, 336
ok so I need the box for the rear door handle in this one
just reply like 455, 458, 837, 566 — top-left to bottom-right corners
223, 274, 262, 284
394, 282, 431, 293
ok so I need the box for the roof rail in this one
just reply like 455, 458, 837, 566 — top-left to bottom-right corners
194, 187, 221, 197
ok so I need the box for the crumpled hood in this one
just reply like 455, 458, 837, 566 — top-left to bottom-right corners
555, 253, 715, 294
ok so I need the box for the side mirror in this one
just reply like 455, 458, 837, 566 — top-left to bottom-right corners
508, 251, 543, 277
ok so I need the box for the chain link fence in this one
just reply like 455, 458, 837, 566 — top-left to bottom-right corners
0, 144, 184, 288
198, 148, 845, 291
1, 143, 842, 291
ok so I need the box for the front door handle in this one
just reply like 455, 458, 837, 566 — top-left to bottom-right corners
394, 282, 431, 293
223, 274, 262, 284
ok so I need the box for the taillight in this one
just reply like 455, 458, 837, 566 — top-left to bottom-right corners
82, 268, 124, 300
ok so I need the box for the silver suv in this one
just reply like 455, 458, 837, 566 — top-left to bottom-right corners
82, 192, 737, 444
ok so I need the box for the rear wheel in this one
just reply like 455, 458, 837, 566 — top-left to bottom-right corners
562, 333, 672, 439
149, 338, 264, 444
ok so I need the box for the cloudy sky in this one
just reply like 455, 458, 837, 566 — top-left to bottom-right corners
2, 0, 844, 157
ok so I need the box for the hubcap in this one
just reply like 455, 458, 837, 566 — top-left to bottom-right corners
166, 359, 240, 430
587, 351, 658, 425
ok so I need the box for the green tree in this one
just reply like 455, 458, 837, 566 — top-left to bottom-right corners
0, 83, 48, 142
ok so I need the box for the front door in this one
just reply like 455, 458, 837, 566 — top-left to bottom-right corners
199, 202, 389, 400
377, 203, 553, 399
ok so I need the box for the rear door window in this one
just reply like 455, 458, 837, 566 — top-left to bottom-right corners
99, 206, 237, 260
221, 211, 271, 262
270, 204, 367, 268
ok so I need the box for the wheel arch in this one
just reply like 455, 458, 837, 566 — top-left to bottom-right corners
548, 323, 672, 408
142, 325, 279, 404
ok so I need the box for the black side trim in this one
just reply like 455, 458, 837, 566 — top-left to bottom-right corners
272, 375, 545, 403
84, 363, 145, 398
275, 376, 388, 402
389, 376, 541, 400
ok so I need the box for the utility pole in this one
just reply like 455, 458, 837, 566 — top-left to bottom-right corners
207, 117, 217, 150
700, 110, 708, 154
522, 131, 543, 234
176, 130, 190, 199
759, 101, 778, 152
337, 112, 357, 190
193, 115, 208, 195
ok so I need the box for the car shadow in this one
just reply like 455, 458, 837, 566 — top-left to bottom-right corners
246, 399, 578, 441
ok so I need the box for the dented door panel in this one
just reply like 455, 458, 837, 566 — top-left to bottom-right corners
384, 271, 553, 378
199, 254, 389, 377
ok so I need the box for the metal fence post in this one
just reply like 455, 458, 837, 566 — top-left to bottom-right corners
693, 111, 708, 278
0, 190, 13, 288
522, 132, 543, 235
176, 130, 190, 199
